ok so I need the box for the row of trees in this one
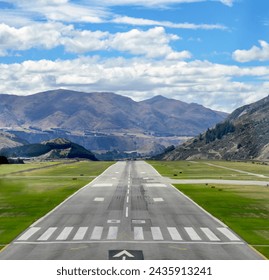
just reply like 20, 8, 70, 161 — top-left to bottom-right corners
204, 121, 235, 144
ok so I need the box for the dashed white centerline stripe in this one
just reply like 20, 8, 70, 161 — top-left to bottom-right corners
126, 196, 129, 203
17, 227, 41, 241
56, 227, 73, 241
73, 227, 88, 240
126, 206, 129, 218
37, 227, 57, 241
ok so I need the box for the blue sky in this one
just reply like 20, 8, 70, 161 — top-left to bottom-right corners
0, 0, 269, 112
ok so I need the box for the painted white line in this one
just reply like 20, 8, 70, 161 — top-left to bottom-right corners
127, 189, 130, 194
141, 172, 146, 174
200, 228, 220, 241
92, 183, 113, 187
107, 220, 121, 224
90, 226, 103, 240
149, 161, 228, 228
107, 226, 118, 240
115, 172, 119, 174
167, 227, 182, 241
30, 163, 117, 227
112, 177, 117, 180
151, 227, 164, 240
37, 227, 57, 241
153, 198, 164, 202
184, 227, 202, 241
144, 183, 167, 188
15, 241, 245, 245
217, 227, 241, 241
73, 227, 88, 240
56, 227, 73, 241
126, 196, 129, 203
134, 227, 144, 240
132, 220, 146, 224
94, 197, 104, 202
17, 227, 41, 241
126, 206, 129, 218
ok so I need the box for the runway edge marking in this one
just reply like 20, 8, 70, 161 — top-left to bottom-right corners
30, 162, 117, 227
146, 161, 227, 228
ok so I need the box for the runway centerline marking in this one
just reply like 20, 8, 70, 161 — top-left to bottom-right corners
126, 206, 129, 218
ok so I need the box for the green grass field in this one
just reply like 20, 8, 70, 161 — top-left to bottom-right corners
0, 161, 113, 251
149, 160, 269, 259
149, 160, 269, 180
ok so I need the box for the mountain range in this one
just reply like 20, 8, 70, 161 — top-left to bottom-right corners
160, 95, 269, 161
0, 89, 227, 155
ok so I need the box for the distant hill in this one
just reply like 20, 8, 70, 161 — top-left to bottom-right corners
0, 131, 28, 149
159, 95, 269, 161
0, 138, 98, 161
0, 89, 227, 154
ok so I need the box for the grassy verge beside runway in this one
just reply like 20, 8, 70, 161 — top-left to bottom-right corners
173, 183, 269, 259
149, 160, 269, 259
0, 161, 113, 251
149, 160, 269, 180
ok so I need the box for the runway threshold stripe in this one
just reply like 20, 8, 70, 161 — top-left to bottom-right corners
217, 227, 241, 241
134, 227, 144, 240
107, 226, 118, 240
184, 227, 201, 241
73, 227, 88, 240
17, 227, 41, 241
167, 227, 182, 241
37, 227, 57, 241
90, 226, 103, 240
200, 228, 220, 241
151, 227, 164, 240
56, 227, 73, 240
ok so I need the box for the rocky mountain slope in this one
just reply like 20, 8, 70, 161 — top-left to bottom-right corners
0, 138, 98, 161
160, 95, 269, 161
0, 89, 227, 154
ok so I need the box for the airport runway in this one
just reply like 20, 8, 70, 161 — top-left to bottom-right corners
0, 161, 264, 260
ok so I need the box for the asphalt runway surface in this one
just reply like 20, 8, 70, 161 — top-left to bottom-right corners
0, 161, 264, 260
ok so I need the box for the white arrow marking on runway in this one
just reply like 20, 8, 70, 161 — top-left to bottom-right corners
113, 250, 134, 260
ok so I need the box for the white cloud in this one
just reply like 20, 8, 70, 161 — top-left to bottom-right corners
0, 22, 71, 56
0, 23, 190, 59
1, 56, 268, 112
233, 40, 269, 63
91, 0, 233, 8
112, 16, 227, 30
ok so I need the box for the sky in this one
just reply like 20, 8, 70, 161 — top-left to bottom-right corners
0, 0, 269, 112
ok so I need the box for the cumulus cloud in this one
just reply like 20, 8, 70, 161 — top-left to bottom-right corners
1, 56, 268, 112
0, 22, 71, 56
0, 23, 190, 59
233, 40, 269, 63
